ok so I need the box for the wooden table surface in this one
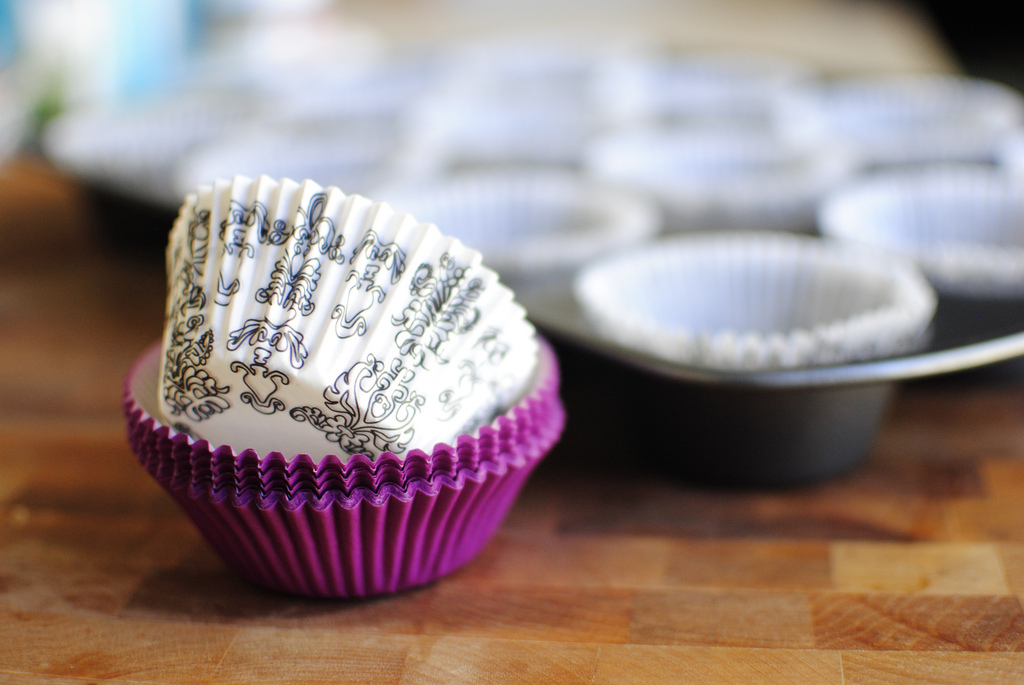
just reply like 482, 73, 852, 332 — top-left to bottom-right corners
5, 164, 1024, 685
3, 5, 1024, 681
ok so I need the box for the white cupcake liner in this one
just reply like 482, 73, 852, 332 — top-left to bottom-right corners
173, 122, 439, 201
407, 92, 604, 168
775, 75, 1024, 167
585, 127, 856, 233
256, 53, 454, 128
996, 128, 1024, 177
161, 175, 537, 461
596, 51, 815, 129
371, 170, 661, 280
41, 91, 256, 207
438, 38, 617, 104
401, 39, 651, 169
574, 232, 936, 371
819, 165, 1024, 297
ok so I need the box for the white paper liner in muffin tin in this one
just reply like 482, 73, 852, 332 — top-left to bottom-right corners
256, 53, 454, 128
596, 51, 815, 129
42, 92, 256, 207
574, 232, 937, 371
372, 170, 661, 281
160, 175, 538, 461
437, 38, 619, 105
818, 165, 1024, 297
407, 92, 605, 169
774, 75, 1024, 167
996, 129, 1024, 177
172, 122, 437, 201
585, 127, 856, 233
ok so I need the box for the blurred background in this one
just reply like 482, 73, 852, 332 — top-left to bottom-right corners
2, 0, 1024, 462
0, 0, 1007, 257
0, 0, 1014, 249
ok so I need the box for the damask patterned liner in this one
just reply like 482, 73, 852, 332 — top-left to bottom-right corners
124, 338, 564, 597
160, 175, 538, 460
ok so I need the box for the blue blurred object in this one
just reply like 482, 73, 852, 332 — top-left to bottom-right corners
0, 0, 16, 67
10, 0, 202, 107
108, 0, 192, 98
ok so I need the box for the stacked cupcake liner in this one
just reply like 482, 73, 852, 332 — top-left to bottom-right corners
161, 175, 538, 461
125, 338, 564, 597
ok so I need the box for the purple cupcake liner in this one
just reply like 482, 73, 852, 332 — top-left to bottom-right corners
124, 338, 564, 597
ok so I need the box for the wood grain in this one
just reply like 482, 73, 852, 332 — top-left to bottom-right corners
0, 612, 239, 682
629, 589, 814, 648
810, 594, 1024, 651
401, 638, 599, 685
213, 630, 414, 685
841, 652, 1024, 684
594, 646, 843, 685
420, 584, 633, 643
830, 542, 1008, 594
664, 540, 832, 590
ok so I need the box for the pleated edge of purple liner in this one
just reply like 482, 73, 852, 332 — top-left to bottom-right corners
122, 337, 565, 511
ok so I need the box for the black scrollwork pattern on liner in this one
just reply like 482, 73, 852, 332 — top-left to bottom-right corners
162, 322, 232, 421
292, 192, 344, 263
255, 254, 321, 316
230, 347, 290, 415
437, 328, 511, 421
220, 196, 293, 255
162, 202, 231, 423
438, 359, 483, 421
331, 230, 409, 339
186, 206, 212, 269
227, 315, 309, 369
219, 198, 262, 257
290, 355, 425, 456
332, 265, 387, 338
392, 253, 484, 368
473, 326, 512, 366
215, 273, 240, 307
350, 230, 407, 284
224, 192, 341, 367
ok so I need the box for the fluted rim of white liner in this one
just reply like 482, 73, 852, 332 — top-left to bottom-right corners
258, 54, 453, 123
819, 165, 1024, 296
172, 122, 437, 201
774, 75, 1024, 165
996, 129, 1024, 175
406, 90, 604, 166
584, 127, 856, 230
573, 232, 937, 371
41, 92, 256, 205
597, 51, 815, 123
435, 36, 625, 93
372, 169, 661, 274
